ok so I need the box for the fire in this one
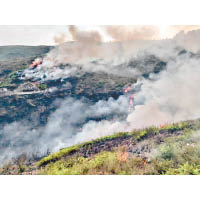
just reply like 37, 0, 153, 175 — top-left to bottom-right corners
124, 85, 134, 111
159, 123, 168, 128
124, 86, 131, 93
29, 58, 43, 69
129, 95, 134, 106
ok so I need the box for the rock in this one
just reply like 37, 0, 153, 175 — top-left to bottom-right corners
0, 88, 7, 93
16, 82, 39, 92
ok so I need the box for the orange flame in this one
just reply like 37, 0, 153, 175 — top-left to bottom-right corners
29, 58, 43, 69
118, 152, 129, 162
159, 123, 168, 128
124, 86, 131, 93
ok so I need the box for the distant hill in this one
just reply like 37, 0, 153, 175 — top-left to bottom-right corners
0, 45, 52, 78
0, 45, 52, 60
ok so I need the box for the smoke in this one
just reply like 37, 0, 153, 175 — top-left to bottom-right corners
3, 26, 200, 166
27, 27, 200, 81
104, 25, 160, 41
170, 25, 200, 32
127, 49, 200, 128
104, 25, 200, 41
38, 26, 156, 69
0, 96, 129, 165
174, 29, 200, 52
73, 45, 200, 145
40, 25, 105, 67
168, 25, 200, 38
54, 33, 68, 45
69, 25, 103, 43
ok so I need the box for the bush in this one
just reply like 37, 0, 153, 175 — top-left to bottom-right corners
166, 163, 200, 175
39, 84, 47, 90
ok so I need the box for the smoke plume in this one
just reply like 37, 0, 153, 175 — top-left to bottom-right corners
174, 29, 200, 52
54, 33, 68, 45
69, 25, 103, 43
104, 25, 160, 41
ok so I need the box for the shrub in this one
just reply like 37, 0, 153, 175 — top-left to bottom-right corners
166, 163, 200, 175
39, 84, 47, 90
38, 145, 80, 167
135, 130, 148, 140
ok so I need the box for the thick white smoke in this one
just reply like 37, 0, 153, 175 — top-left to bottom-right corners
0, 96, 129, 165
73, 43, 200, 144
127, 51, 200, 128
24, 28, 200, 81
23, 40, 156, 81
23, 26, 158, 81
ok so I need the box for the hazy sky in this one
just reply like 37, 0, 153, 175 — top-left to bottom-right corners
0, 25, 200, 46
0, 25, 69, 46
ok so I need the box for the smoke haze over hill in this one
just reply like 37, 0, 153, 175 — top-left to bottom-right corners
1, 26, 200, 165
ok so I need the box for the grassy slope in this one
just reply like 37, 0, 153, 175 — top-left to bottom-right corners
38, 120, 200, 175
2, 119, 200, 175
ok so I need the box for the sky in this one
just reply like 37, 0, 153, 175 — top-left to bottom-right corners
0, 25, 69, 46
0, 25, 200, 46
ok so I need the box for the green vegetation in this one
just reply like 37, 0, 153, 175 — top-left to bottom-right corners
37, 119, 200, 175
0, 71, 18, 88
0, 82, 12, 88
165, 163, 200, 175
8, 71, 17, 79
38, 132, 131, 167
38, 84, 47, 90
40, 151, 119, 175
160, 121, 189, 132
38, 130, 150, 167
38, 145, 80, 166
40, 150, 160, 175
38, 119, 199, 168
0, 79, 16, 88
40, 130, 200, 175
2, 119, 200, 175
152, 131, 200, 175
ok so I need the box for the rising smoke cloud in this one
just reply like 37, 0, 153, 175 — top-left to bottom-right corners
104, 25, 160, 41
54, 33, 68, 45
42, 25, 105, 67
41, 26, 200, 77
174, 29, 200, 52
69, 25, 103, 43
27, 26, 157, 80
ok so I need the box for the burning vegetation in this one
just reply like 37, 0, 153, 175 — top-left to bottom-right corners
29, 58, 43, 69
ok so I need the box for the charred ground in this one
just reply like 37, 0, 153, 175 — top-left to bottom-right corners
0, 45, 167, 127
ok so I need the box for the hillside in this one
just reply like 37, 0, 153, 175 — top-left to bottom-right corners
0, 42, 200, 175
1, 118, 200, 175
0, 45, 52, 79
